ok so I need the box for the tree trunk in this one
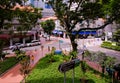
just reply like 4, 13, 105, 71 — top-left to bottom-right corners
0, 19, 4, 29
69, 34, 77, 52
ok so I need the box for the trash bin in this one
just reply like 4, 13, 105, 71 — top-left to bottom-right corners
54, 50, 62, 55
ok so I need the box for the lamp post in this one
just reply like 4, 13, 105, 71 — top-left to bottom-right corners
105, 15, 110, 41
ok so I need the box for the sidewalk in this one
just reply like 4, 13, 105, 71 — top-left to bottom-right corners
0, 47, 50, 83
0, 37, 56, 83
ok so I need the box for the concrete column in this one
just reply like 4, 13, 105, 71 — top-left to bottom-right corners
34, 33, 36, 40
105, 36, 108, 41
10, 38, 13, 46
63, 32, 66, 38
23, 38, 26, 45
105, 32, 108, 41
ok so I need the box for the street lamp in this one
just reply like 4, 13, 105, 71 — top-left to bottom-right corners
104, 15, 110, 41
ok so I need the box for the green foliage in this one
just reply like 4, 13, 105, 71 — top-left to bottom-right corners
17, 8, 42, 31
45, 53, 58, 63
81, 61, 87, 75
41, 20, 55, 35
113, 29, 120, 45
69, 51, 77, 59
26, 55, 111, 83
81, 2, 103, 19
0, 57, 18, 75
0, 40, 5, 60
0, 0, 22, 29
19, 55, 30, 75
48, 0, 120, 52
101, 41, 120, 51
84, 50, 91, 57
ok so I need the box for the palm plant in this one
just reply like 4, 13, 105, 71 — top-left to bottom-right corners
0, 40, 5, 61
20, 55, 30, 82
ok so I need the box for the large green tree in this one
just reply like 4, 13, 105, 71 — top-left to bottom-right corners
48, 0, 120, 51
41, 19, 55, 40
16, 7, 42, 32
0, 0, 22, 29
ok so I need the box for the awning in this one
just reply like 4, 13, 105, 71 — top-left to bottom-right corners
52, 30, 58, 34
57, 31, 63, 34
52, 30, 63, 34
72, 31, 97, 35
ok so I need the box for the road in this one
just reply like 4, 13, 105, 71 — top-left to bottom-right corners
5, 36, 120, 63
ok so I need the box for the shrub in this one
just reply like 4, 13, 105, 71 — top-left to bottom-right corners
101, 41, 120, 51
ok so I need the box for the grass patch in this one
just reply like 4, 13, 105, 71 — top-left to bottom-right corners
0, 57, 18, 75
26, 55, 111, 83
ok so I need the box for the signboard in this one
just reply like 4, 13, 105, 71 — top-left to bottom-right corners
58, 59, 80, 83
58, 59, 80, 73
58, 61, 75, 73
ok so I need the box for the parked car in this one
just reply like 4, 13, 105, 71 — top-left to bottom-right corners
9, 45, 16, 50
15, 43, 27, 48
27, 40, 41, 47
9, 43, 26, 50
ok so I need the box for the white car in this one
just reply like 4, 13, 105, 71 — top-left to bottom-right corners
9, 45, 16, 50
15, 43, 27, 48
27, 40, 41, 47
9, 43, 26, 50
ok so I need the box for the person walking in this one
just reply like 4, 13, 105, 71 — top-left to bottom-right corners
31, 55, 34, 64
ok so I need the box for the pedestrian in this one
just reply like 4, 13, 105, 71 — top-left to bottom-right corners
48, 46, 50, 51
31, 55, 34, 64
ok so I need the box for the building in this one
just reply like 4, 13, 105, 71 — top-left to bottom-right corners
0, 5, 41, 47
28, 0, 55, 17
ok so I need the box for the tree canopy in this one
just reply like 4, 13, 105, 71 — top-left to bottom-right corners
41, 19, 55, 34
0, 0, 22, 29
48, 0, 120, 51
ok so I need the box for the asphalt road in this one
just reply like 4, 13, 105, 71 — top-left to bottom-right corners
4, 36, 120, 63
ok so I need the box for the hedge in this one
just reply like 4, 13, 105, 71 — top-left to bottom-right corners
101, 41, 120, 51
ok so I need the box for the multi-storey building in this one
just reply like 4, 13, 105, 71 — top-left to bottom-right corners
27, 0, 54, 17
27, 0, 116, 40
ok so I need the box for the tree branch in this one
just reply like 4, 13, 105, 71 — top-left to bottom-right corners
75, 0, 84, 12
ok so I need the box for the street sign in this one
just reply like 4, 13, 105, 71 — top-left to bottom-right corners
58, 59, 80, 73
58, 59, 80, 83
59, 40, 63, 43
58, 61, 75, 73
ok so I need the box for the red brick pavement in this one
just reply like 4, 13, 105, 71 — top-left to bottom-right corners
0, 48, 50, 83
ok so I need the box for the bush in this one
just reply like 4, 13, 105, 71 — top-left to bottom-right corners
101, 41, 120, 51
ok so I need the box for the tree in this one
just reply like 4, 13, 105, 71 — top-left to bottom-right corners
0, 40, 5, 61
16, 7, 42, 31
48, 0, 120, 51
0, 0, 22, 29
19, 54, 31, 82
41, 19, 55, 40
